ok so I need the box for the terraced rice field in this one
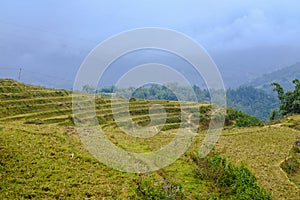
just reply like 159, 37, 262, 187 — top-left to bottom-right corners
1, 78, 300, 199
0, 79, 213, 199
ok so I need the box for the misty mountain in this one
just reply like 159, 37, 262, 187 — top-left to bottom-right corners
245, 62, 300, 92
3, 48, 300, 90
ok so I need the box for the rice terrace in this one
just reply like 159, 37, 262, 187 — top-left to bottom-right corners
2, 1, 300, 199
1, 78, 300, 199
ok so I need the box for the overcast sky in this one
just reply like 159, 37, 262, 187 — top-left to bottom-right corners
0, 0, 300, 88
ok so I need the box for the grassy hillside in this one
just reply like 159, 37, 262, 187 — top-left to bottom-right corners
216, 125, 300, 199
1, 78, 299, 199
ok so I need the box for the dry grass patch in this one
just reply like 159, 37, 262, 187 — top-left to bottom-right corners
216, 126, 300, 199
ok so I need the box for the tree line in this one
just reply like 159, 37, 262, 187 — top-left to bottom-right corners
82, 83, 280, 121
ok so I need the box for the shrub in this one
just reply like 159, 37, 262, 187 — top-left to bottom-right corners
195, 155, 272, 199
199, 105, 211, 114
281, 157, 300, 175
269, 110, 281, 121
226, 108, 263, 127
134, 176, 184, 199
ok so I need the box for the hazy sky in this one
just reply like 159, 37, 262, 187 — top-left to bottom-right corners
0, 0, 300, 88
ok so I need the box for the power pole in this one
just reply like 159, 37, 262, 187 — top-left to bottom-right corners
18, 67, 22, 81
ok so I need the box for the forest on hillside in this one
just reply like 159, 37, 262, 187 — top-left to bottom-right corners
82, 84, 279, 121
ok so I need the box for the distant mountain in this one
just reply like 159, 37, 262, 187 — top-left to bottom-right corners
245, 62, 300, 92
227, 86, 279, 121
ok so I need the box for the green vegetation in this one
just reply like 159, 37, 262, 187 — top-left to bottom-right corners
133, 176, 184, 199
97, 83, 210, 102
281, 115, 300, 131
280, 144, 300, 187
271, 79, 300, 116
227, 86, 278, 121
132, 153, 272, 200
269, 110, 281, 121
1, 78, 300, 199
281, 155, 300, 179
216, 125, 300, 199
226, 107, 263, 127
275, 115, 300, 187
194, 155, 271, 199
97, 84, 278, 121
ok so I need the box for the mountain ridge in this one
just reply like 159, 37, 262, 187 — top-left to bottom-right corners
245, 62, 300, 92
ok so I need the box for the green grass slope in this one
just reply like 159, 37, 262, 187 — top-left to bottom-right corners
1, 78, 298, 199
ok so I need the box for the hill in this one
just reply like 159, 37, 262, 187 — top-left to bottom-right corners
246, 62, 300, 92
227, 86, 279, 121
1, 78, 300, 199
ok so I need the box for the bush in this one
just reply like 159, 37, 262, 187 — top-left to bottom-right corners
281, 157, 300, 175
269, 110, 281, 121
195, 155, 272, 200
226, 108, 263, 127
199, 105, 211, 114
133, 176, 184, 199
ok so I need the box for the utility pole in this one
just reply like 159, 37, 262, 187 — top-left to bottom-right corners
18, 67, 22, 81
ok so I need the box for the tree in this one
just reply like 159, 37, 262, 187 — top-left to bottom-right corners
269, 110, 281, 121
82, 85, 96, 94
226, 86, 278, 120
271, 79, 300, 116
